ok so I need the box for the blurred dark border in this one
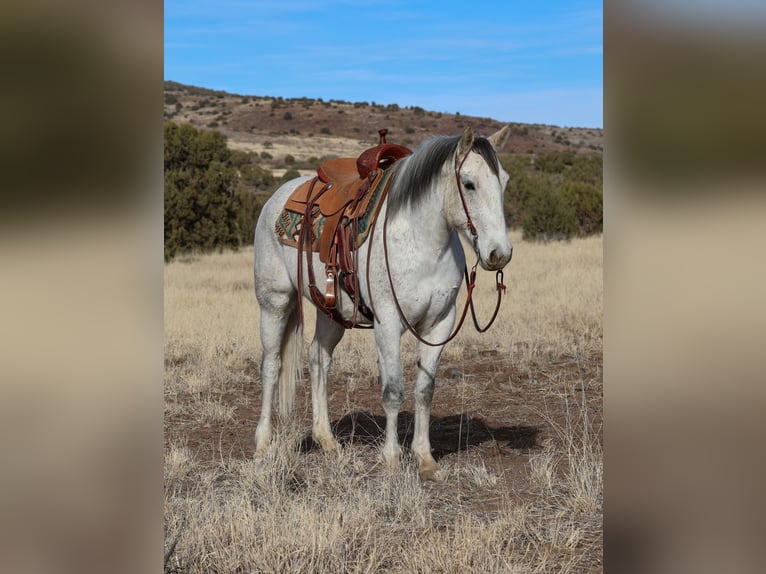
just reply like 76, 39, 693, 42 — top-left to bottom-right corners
606, 1, 765, 572
1, 0, 161, 223
0, 2, 161, 573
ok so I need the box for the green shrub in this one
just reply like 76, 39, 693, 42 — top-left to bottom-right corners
568, 154, 602, 185
235, 189, 265, 246
521, 182, 579, 241
535, 150, 575, 173
561, 182, 603, 235
281, 167, 301, 181
238, 163, 275, 190
499, 151, 602, 242
164, 122, 240, 260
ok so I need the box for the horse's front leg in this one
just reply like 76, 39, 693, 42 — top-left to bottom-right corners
412, 311, 455, 480
374, 322, 405, 471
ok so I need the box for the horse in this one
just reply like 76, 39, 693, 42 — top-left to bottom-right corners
252, 126, 513, 479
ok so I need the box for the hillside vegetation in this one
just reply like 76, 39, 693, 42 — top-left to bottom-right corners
164, 81, 603, 258
164, 80, 602, 159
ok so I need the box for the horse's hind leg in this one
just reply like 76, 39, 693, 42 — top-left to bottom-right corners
254, 295, 297, 453
309, 312, 345, 452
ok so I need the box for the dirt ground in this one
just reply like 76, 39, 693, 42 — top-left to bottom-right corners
164, 345, 602, 503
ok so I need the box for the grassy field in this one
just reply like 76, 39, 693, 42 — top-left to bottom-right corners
164, 230, 602, 573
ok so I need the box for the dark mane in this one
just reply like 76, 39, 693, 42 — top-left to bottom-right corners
387, 135, 499, 217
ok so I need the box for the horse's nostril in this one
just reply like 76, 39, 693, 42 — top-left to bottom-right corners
487, 245, 512, 267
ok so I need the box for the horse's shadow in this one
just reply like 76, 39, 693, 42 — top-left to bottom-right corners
299, 410, 541, 459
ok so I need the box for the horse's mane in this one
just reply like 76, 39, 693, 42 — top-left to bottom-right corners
387, 134, 500, 218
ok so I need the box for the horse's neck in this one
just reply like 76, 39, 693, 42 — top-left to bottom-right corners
383, 181, 457, 276
401, 182, 451, 246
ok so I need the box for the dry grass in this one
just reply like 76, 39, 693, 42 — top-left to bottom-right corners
164, 231, 602, 573
164, 230, 601, 379
164, 250, 259, 398
164, 417, 601, 573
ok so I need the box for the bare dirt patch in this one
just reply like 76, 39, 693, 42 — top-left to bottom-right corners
165, 349, 601, 482
227, 133, 370, 162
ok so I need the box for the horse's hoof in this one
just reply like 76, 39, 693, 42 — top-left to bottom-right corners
382, 453, 401, 473
418, 461, 440, 481
319, 438, 341, 454
254, 444, 270, 459
254, 437, 270, 455
312, 430, 341, 454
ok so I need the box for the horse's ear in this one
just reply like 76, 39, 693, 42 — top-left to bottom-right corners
458, 127, 474, 156
487, 125, 511, 152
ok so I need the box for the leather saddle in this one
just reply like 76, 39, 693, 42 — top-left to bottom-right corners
278, 129, 411, 326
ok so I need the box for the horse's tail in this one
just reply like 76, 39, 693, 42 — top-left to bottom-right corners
278, 308, 302, 421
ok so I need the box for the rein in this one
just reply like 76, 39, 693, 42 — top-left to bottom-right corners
366, 148, 507, 347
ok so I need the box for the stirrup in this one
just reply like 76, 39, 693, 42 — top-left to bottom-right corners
324, 264, 338, 308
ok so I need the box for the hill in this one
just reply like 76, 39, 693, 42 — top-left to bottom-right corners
163, 81, 602, 174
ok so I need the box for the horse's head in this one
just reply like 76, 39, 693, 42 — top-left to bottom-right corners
449, 126, 513, 271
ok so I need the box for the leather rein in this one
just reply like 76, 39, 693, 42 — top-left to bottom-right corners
365, 147, 507, 347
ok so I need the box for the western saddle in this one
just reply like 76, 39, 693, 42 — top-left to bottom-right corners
276, 129, 411, 327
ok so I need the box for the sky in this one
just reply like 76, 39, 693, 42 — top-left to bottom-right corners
164, 1, 602, 128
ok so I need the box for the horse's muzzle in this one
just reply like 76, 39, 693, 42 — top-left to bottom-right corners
480, 244, 513, 271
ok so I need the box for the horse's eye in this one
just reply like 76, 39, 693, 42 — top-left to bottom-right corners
463, 180, 475, 191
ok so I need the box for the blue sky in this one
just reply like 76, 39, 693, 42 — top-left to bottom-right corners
165, 1, 602, 128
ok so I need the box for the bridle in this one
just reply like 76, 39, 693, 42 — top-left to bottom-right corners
365, 145, 507, 347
